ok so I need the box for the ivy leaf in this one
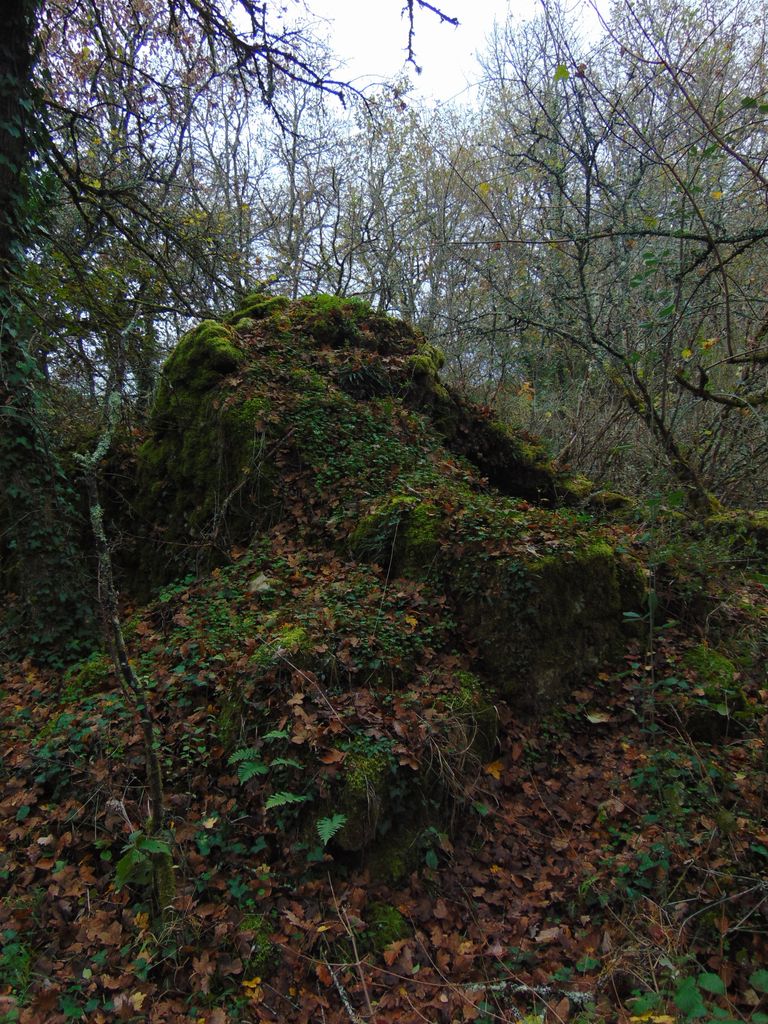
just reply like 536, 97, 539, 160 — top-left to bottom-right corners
135, 836, 171, 855
554, 63, 570, 82
316, 814, 347, 846
750, 969, 768, 993
576, 955, 600, 972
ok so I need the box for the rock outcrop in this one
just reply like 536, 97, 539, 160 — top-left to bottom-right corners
113, 292, 646, 866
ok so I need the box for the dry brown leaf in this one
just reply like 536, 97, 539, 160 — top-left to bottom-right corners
318, 748, 345, 764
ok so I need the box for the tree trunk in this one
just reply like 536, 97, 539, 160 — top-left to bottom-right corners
0, 0, 94, 662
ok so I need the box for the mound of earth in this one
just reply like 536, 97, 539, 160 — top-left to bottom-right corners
106, 292, 646, 863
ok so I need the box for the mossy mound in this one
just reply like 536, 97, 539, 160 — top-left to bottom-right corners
131, 320, 280, 592
239, 912, 280, 978
130, 294, 645, 705
705, 510, 768, 565
349, 488, 645, 705
679, 643, 755, 741
132, 293, 610, 598
118, 292, 648, 864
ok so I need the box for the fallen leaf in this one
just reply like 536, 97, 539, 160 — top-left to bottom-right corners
552, 995, 570, 1020
319, 749, 345, 764
248, 573, 273, 593
585, 710, 612, 724
315, 963, 332, 986
384, 940, 408, 966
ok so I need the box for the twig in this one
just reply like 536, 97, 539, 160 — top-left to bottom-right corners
324, 958, 368, 1024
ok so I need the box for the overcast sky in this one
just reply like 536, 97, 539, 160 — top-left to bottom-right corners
301, 0, 532, 103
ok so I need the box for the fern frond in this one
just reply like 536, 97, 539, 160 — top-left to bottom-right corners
228, 747, 261, 765
316, 814, 347, 846
270, 757, 302, 770
265, 791, 309, 810
238, 761, 269, 783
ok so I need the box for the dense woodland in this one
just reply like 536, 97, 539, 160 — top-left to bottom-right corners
2, 1, 768, 1022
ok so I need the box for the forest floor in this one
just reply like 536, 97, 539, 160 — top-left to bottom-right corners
2, 564, 768, 1024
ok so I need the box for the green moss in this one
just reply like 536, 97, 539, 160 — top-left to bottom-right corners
224, 292, 290, 325
705, 510, 768, 565
156, 320, 242, 412
336, 743, 394, 851
483, 421, 550, 470
407, 354, 437, 378
362, 902, 410, 954
240, 913, 279, 978
681, 644, 755, 740
217, 693, 244, 753
590, 490, 633, 512
153, 847, 176, 922
438, 671, 498, 761
130, 317, 282, 592
251, 624, 311, 671
345, 747, 390, 795
682, 644, 736, 691
560, 474, 593, 501
63, 650, 112, 699
406, 343, 445, 380
349, 495, 441, 577
292, 294, 372, 347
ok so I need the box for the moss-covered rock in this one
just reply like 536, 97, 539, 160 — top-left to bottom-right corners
682, 644, 737, 690
589, 489, 634, 512
705, 510, 768, 565
455, 539, 640, 705
131, 321, 279, 593
406, 342, 446, 380
350, 484, 645, 707
106, 292, 653, 877
680, 643, 755, 741
223, 291, 290, 325
348, 495, 441, 577
291, 294, 372, 348
336, 742, 395, 852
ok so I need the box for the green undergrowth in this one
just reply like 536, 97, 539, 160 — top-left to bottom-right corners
9, 293, 768, 1020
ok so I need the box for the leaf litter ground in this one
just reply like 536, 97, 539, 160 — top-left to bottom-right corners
2, 554, 768, 1024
